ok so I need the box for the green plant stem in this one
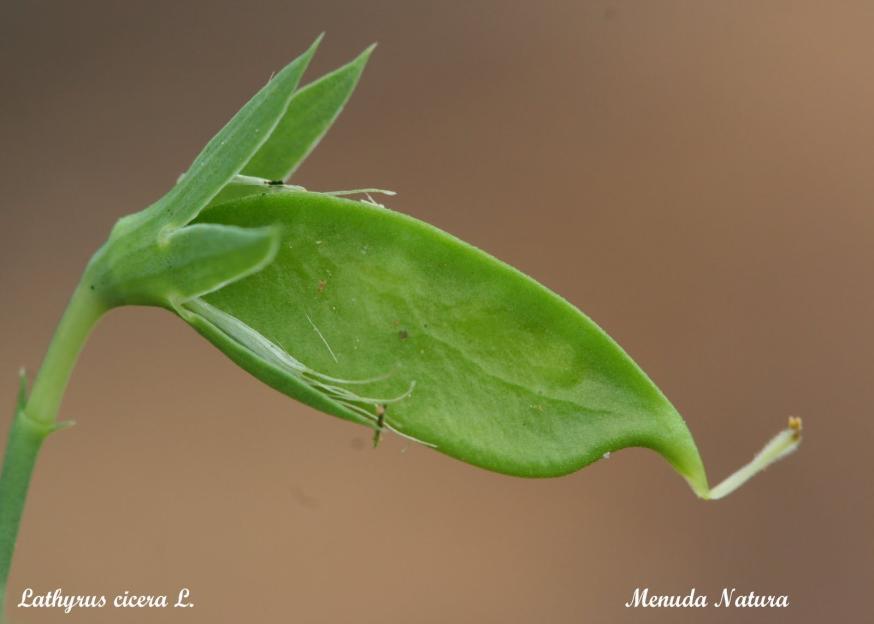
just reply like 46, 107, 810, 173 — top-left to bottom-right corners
0, 278, 106, 618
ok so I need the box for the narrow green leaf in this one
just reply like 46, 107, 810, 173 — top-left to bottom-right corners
153, 35, 322, 229
192, 191, 711, 494
242, 45, 374, 181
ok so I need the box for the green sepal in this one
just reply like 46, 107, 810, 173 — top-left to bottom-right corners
177, 298, 378, 429
90, 224, 280, 308
162, 224, 282, 301
242, 45, 374, 181
154, 35, 320, 229
84, 36, 323, 311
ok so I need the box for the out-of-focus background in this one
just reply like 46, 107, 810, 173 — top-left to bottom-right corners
1, 1, 871, 622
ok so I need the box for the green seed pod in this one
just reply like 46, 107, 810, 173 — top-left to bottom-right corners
84, 37, 802, 500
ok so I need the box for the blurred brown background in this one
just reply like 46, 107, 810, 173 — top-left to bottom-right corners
1, 1, 871, 622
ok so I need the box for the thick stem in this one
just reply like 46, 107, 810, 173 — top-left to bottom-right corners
24, 283, 107, 428
0, 280, 106, 618
0, 409, 51, 618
